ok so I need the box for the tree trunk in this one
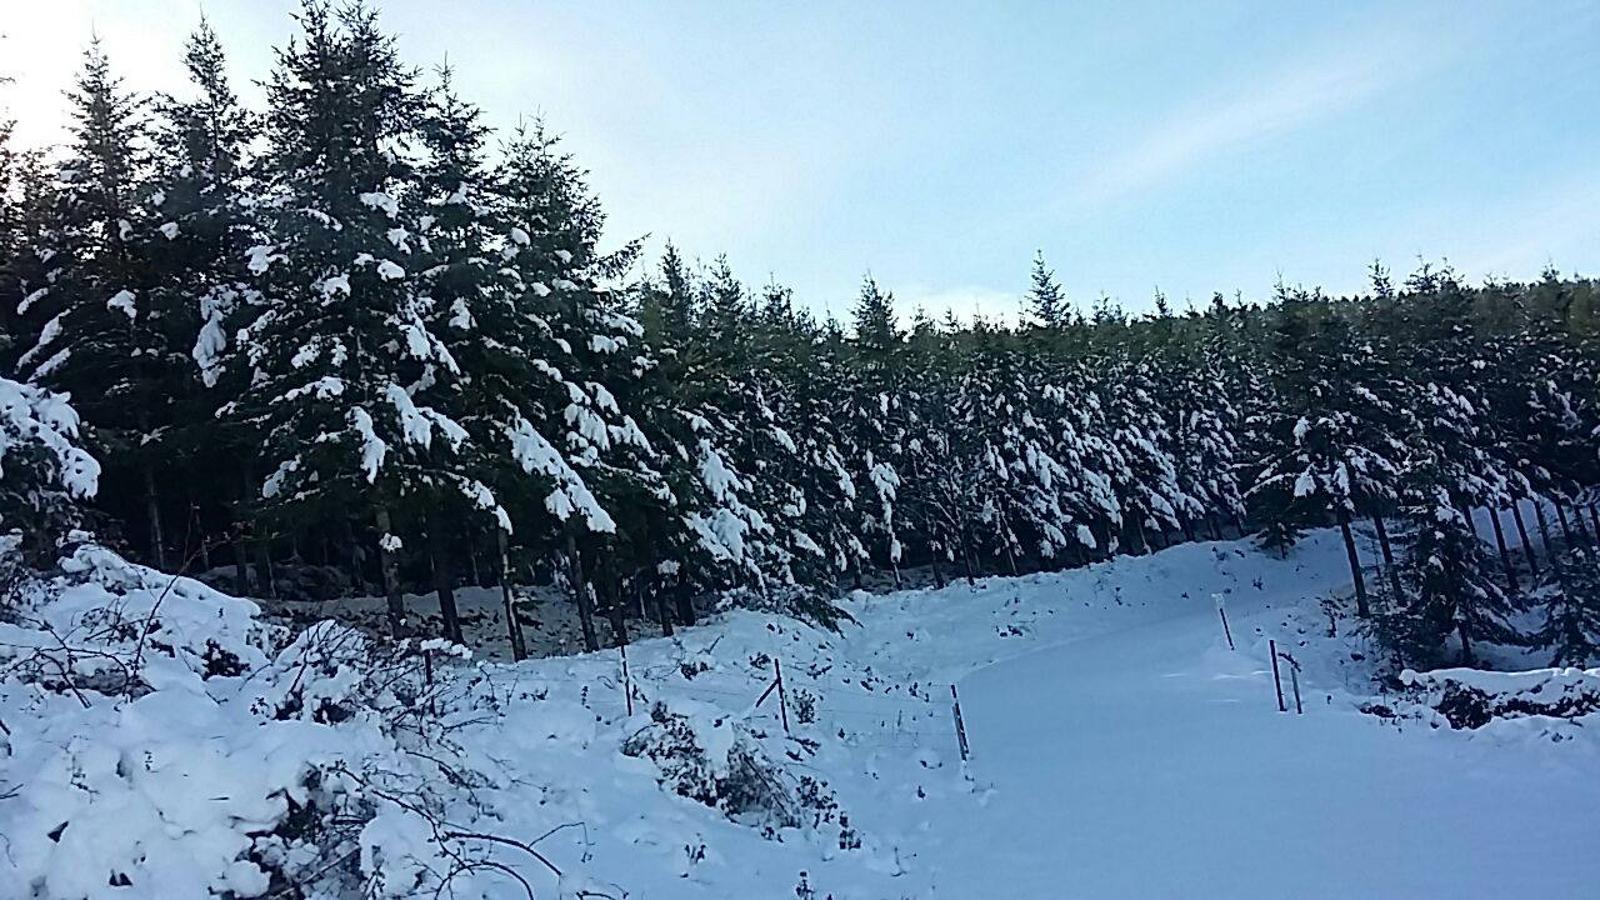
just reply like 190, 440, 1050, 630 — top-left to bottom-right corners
1570, 500, 1593, 544
650, 570, 674, 637
1457, 619, 1474, 667
1337, 509, 1370, 617
468, 540, 483, 588
257, 541, 277, 600
1207, 516, 1222, 542
1371, 514, 1403, 603
929, 540, 947, 590
427, 518, 464, 645
1534, 500, 1555, 552
1180, 515, 1196, 543
374, 504, 407, 636
673, 571, 696, 627
566, 532, 600, 652
1510, 502, 1539, 578
960, 528, 978, 585
497, 528, 526, 661
602, 556, 629, 648
1487, 507, 1517, 591
1457, 502, 1481, 540
1589, 504, 1600, 545
1555, 501, 1577, 548
143, 462, 166, 570
196, 523, 212, 572
231, 533, 252, 596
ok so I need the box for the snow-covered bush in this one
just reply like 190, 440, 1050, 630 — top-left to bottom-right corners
1395, 666, 1600, 729
0, 542, 564, 898
717, 583, 850, 630
622, 699, 840, 839
0, 376, 99, 572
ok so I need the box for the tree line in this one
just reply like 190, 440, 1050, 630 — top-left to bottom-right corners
3, 2, 1599, 668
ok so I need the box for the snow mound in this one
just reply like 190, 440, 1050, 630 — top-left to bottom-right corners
0, 544, 599, 899
1398, 665, 1600, 730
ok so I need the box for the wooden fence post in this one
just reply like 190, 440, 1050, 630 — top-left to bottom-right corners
950, 683, 971, 761
1269, 639, 1286, 712
774, 658, 790, 734
620, 644, 634, 717
1279, 649, 1304, 715
1215, 594, 1235, 650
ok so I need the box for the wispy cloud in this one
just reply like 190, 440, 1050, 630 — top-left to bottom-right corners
1077, 25, 1457, 210
1453, 171, 1600, 281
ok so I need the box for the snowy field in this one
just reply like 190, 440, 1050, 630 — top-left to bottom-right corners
3, 530, 1597, 898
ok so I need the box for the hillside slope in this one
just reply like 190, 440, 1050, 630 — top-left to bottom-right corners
3, 532, 1596, 899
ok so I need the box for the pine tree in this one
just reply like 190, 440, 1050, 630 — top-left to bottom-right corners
0, 375, 101, 566
494, 120, 665, 649
1537, 547, 1600, 667
21, 39, 174, 566
846, 276, 908, 582
1027, 250, 1067, 330
1388, 451, 1519, 666
146, 18, 261, 580
233, 1, 477, 637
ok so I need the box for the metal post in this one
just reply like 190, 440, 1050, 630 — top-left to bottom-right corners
950, 683, 971, 761
620, 644, 634, 717
774, 658, 790, 734
1269, 639, 1286, 712
1217, 604, 1235, 651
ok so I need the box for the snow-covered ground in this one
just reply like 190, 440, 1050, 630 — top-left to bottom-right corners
4, 530, 1597, 898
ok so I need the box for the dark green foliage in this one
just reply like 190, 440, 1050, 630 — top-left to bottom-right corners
1538, 548, 1600, 667
5, 3, 1600, 664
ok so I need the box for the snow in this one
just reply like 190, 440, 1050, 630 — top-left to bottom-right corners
244, 244, 283, 275
18, 286, 49, 315
350, 407, 389, 482
507, 414, 617, 533
17, 313, 64, 370
0, 376, 101, 503
4, 530, 1597, 898
106, 289, 137, 320
318, 274, 351, 298
358, 190, 400, 218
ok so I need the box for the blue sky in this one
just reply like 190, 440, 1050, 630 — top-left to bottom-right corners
6, 1, 1600, 320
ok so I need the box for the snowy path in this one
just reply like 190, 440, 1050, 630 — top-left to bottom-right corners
927, 587, 1600, 898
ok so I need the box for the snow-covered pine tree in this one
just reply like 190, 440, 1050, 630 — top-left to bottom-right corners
145, 18, 262, 583
1388, 450, 1519, 667
1537, 547, 1600, 666
1248, 295, 1408, 615
18, 39, 179, 567
402, 66, 549, 653
688, 263, 846, 606
0, 375, 101, 567
494, 119, 664, 650
896, 310, 971, 584
231, 1, 480, 638
1098, 354, 1182, 555
844, 276, 909, 584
